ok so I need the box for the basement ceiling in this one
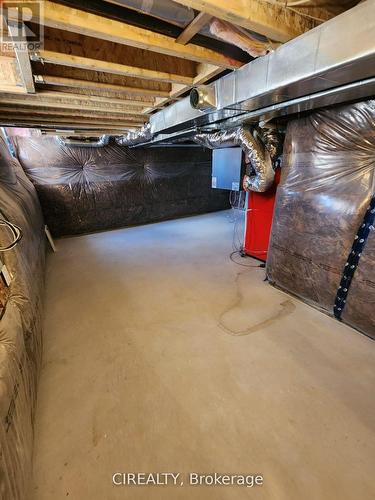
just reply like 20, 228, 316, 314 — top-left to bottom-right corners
0, 0, 361, 134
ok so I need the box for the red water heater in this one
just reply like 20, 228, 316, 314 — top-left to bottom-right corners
243, 169, 281, 262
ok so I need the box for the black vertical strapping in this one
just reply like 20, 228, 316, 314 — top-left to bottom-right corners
334, 195, 375, 319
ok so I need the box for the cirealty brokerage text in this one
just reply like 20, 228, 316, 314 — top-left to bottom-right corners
113, 472, 264, 488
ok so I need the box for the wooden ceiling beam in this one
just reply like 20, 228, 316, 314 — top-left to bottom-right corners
0, 84, 25, 94
0, 116, 144, 127
33, 1, 242, 69
34, 75, 170, 98
0, 107, 146, 122
170, 0, 316, 42
266, 0, 350, 23
176, 12, 212, 45
0, 55, 26, 93
0, 91, 152, 112
31, 50, 195, 86
7, 124, 141, 131
41, 129, 134, 135
0, 95, 146, 115
38, 25, 198, 81
36, 90, 154, 106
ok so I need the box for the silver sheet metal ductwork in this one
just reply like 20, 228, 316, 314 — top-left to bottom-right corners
115, 124, 152, 146
190, 85, 217, 111
193, 126, 274, 192
148, 1, 375, 138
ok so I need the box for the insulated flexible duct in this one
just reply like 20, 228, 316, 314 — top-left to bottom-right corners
193, 126, 275, 192
209, 18, 274, 57
259, 127, 284, 161
115, 123, 152, 147
56, 135, 110, 148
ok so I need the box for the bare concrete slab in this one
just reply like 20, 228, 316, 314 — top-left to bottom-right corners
32, 211, 375, 500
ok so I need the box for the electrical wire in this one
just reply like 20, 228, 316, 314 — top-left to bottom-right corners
0, 218, 22, 251
230, 189, 246, 252
237, 194, 247, 251
230, 250, 265, 268
228, 190, 265, 268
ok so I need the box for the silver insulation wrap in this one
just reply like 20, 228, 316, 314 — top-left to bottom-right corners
259, 128, 284, 160
193, 126, 274, 192
115, 124, 152, 147
56, 135, 110, 148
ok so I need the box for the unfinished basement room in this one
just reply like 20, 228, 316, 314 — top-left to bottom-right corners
0, 0, 375, 499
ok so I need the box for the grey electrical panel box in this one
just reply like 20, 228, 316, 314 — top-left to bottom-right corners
212, 147, 245, 191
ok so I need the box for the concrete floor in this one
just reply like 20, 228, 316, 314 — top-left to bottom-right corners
32, 210, 375, 500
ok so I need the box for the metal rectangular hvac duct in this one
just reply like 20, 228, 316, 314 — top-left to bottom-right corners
149, 0, 375, 136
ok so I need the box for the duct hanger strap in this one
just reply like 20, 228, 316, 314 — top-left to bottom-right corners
334, 196, 375, 320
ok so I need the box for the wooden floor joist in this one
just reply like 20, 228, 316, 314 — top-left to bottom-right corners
0, 97, 146, 115
176, 12, 212, 45
0, 55, 26, 94
0, 116, 144, 128
171, 0, 317, 42
34, 75, 171, 98
33, 1, 242, 69
36, 91, 154, 106
40, 25, 198, 80
0, 107, 146, 122
268, 0, 350, 23
32, 50, 195, 86
0, 91, 151, 113
40, 129, 129, 136
0, 84, 25, 94
6, 123, 141, 130
41, 129, 131, 135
